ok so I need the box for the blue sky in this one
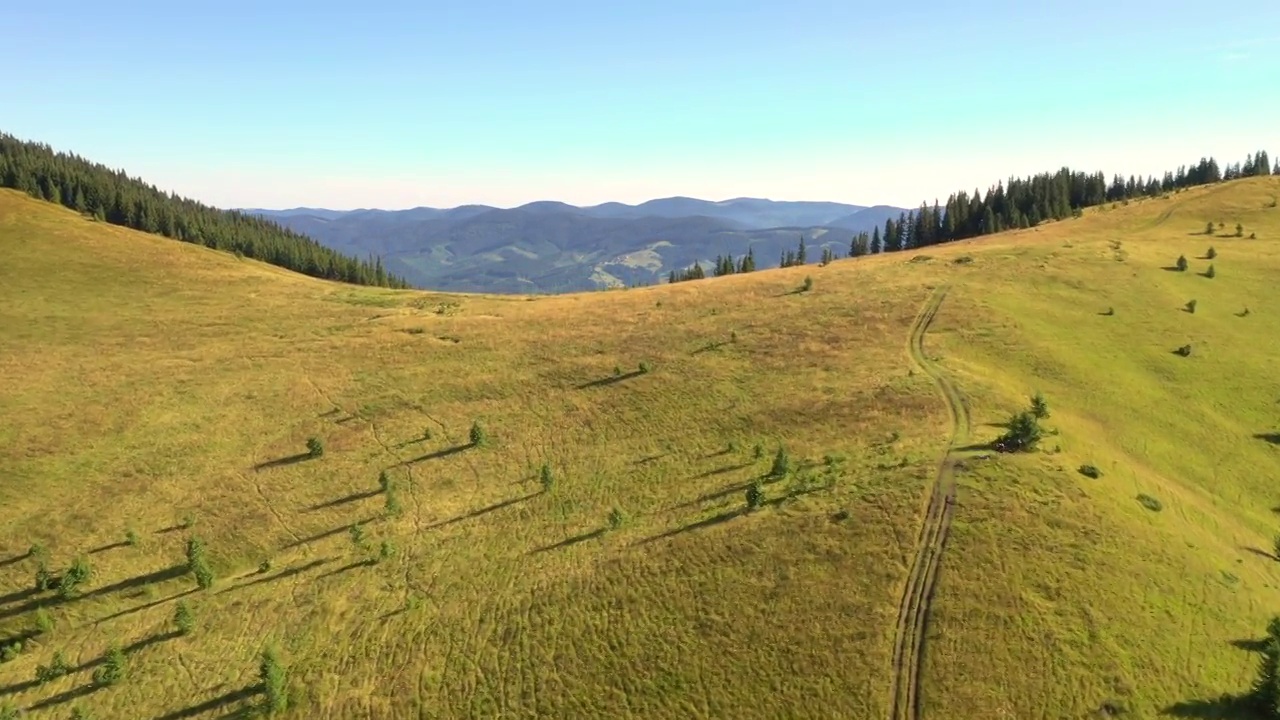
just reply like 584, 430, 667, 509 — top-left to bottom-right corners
8, 0, 1279, 210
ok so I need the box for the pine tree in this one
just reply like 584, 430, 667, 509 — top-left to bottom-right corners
870, 226, 882, 254
796, 236, 807, 264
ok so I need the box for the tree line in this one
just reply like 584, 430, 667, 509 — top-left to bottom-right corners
0, 133, 409, 288
667, 149, 1275, 282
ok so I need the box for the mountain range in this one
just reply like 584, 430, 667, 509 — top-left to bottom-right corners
243, 197, 909, 293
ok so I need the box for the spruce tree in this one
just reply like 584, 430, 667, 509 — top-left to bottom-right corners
797, 236, 807, 264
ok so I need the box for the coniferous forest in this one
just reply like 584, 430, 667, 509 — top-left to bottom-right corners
669, 150, 1275, 282
0, 134, 408, 289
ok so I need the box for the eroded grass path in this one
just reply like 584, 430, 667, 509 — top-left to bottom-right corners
889, 285, 971, 720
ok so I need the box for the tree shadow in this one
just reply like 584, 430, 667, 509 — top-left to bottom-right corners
1241, 546, 1275, 561
691, 341, 729, 355
530, 528, 606, 554
252, 452, 313, 471
402, 443, 472, 464
26, 681, 102, 711
0, 565, 188, 621
281, 516, 381, 550
956, 440, 998, 452
393, 432, 432, 449
155, 524, 188, 535
576, 370, 644, 389
426, 492, 540, 530
691, 462, 753, 480
1199, 270, 1215, 278
1160, 693, 1260, 718
1161, 265, 1186, 272
1236, 309, 1252, 318
0, 585, 39, 607
670, 473, 787, 511
306, 489, 381, 512
1231, 638, 1270, 653
73, 631, 182, 673
224, 558, 335, 592
632, 452, 670, 466
151, 685, 260, 720
0, 552, 30, 569
635, 509, 746, 545
1255, 433, 1280, 445
315, 558, 377, 581
89, 541, 129, 555
95, 588, 198, 624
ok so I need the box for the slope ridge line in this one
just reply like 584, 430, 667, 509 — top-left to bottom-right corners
888, 285, 971, 720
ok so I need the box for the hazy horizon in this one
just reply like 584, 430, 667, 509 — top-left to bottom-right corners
8, 1, 1279, 212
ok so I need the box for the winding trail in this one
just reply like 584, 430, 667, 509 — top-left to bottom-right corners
888, 285, 971, 720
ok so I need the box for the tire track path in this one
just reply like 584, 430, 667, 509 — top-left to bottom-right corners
888, 285, 971, 720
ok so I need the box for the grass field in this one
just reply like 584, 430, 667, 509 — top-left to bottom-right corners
2, 177, 1279, 719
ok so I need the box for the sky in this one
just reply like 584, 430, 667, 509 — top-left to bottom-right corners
7, 0, 1280, 210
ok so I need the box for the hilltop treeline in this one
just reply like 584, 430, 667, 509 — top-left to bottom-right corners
0, 134, 409, 288
673, 150, 1275, 280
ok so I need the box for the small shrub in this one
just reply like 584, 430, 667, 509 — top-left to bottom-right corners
1030, 392, 1049, 419
349, 524, 367, 551
994, 411, 1042, 453
35, 608, 54, 634
769, 446, 791, 478
306, 437, 324, 458
384, 488, 403, 518
34, 562, 53, 592
607, 507, 626, 531
124, 527, 139, 547
539, 463, 555, 492
1250, 232, 1257, 239
1136, 494, 1163, 512
1205, 264, 1216, 279
259, 647, 289, 715
0, 702, 19, 720
745, 481, 765, 510
378, 540, 395, 563
1175, 344, 1192, 357
1175, 254, 1188, 271
801, 276, 814, 292
469, 421, 487, 447
258, 558, 272, 574
752, 443, 764, 460
1206, 246, 1217, 259
1236, 223, 1244, 237
1103, 306, 1115, 316
730, 330, 738, 342
91, 640, 126, 686
191, 561, 215, 590
58, 556, 93, 599
35, 651, 71, 684
1078, 464, 1101, 479
174, 600, 195, 635
638, 360, 651, 374
406, 594, 424, 612
1204, 221, 1215, 235
378, 470, 391, 493
613, 364, 622, 376
1, 643, 20, 663
1185, 299, 1197, 314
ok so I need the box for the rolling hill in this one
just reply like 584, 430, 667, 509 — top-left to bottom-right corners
248, 199, 908, 293
2, 176, 1280, 720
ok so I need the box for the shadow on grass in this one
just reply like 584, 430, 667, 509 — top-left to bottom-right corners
0, 552, 30, 569
282, 517, 382, 550
692, 462, 753, 480
1160, 693, 1261, 718
1255, 433, 1280, 445
426, 493, 540, 530
27, 681, 102, 711
636, 509, 746, 545
152, 685, 260, 720
530, 528, 606, 554
576, 370, 644, 389
1231, 638, 1270, 653
155, 524, 189, 535
632, 452, 670, 466
1241, 546, 1275, 561
306, 489, 382, 512
1161, 265, 1187, 272
0, 585, 39, 607
402, 443, 473, 464
691, 341, 729, 355
224, 558, 335, 592
89, 541, 130, 555
315, 558, 377, 581
0, 565, 188, 621
253, 452, 314, 471
393, 432, 432, 449
95, 588, 199, 625
73, 631, 182, 673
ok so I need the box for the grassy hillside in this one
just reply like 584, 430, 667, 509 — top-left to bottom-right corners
1, 178, 1279, 719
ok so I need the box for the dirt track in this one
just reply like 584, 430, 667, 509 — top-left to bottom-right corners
888, 285, 971, 720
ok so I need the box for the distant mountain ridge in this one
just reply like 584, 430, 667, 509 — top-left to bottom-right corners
243, 197, 909, 293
